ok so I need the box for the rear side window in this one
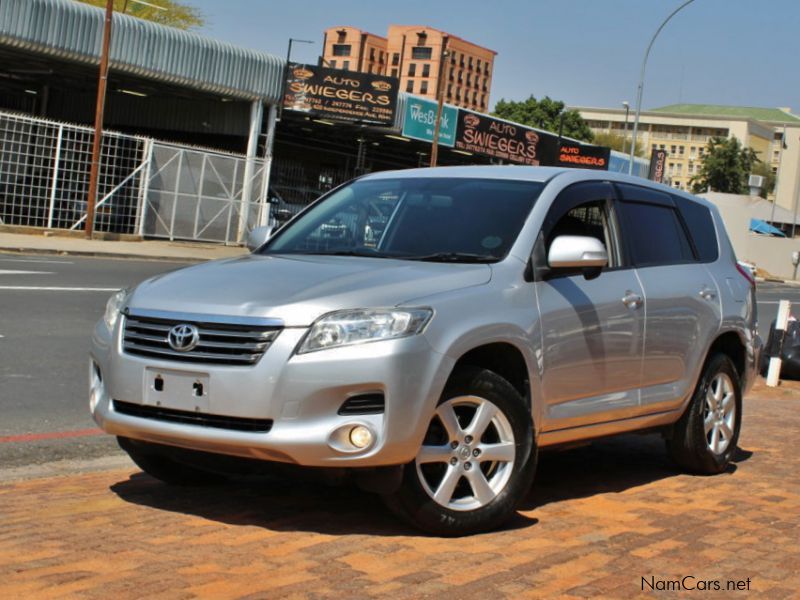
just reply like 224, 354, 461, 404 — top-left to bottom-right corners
619, 201, 694, 267
674, 196, 719, 262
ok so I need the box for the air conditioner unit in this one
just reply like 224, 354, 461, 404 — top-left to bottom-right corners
748, 174, 765, 196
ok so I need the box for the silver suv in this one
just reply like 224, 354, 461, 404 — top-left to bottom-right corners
90, 166, 760, 535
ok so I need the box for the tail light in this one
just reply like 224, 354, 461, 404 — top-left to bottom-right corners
736, 263, 755, 288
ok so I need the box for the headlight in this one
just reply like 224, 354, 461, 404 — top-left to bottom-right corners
103, 289, 129, 332
298, 308, 432, 354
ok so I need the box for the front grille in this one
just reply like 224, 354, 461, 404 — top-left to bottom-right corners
123, 314, 281, 366
113, 400, 273, 433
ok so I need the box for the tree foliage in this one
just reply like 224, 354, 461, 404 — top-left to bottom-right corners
492, 96, 594, 142
76, 0, 203, 30
591, 131, 646, 157
690, 136, 759, 195
750, 160, 776, 199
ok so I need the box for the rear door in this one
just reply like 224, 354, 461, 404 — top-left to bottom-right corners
615, 183, 722, 413
535, 181, 646, 431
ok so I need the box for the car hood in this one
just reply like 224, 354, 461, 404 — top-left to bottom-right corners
127, 254, 492, 326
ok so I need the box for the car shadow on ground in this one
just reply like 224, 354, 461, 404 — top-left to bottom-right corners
524, 433, 753, 510
109, 435, 752, 537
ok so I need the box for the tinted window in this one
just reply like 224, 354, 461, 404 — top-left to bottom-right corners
620, 202, 694, 266
674, 196, 719, 262
263, 178, 544, 262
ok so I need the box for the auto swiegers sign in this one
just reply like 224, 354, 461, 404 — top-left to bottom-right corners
283, 64, 399, 125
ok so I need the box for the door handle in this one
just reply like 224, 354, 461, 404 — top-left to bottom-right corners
699, 286, 716, 301
622, 291, 643, 309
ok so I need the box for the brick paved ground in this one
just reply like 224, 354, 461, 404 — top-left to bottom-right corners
1, 380, 799, 599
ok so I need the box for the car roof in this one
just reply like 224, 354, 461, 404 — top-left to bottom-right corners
360, 165, 570, 183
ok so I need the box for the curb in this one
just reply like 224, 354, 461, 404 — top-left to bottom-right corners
756, 276, 800, 286
0, 246, 227, 263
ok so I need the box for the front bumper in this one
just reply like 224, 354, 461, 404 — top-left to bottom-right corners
90, 315, 453, 467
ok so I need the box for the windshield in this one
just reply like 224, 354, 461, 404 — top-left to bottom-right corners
261, 177, 544, 262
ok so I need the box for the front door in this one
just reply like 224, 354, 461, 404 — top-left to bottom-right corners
535, 182, 645, 432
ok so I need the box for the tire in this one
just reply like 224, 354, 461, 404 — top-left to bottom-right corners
667, 354, 742, 474
118, 437, 228, 486
385, 367, 537, 536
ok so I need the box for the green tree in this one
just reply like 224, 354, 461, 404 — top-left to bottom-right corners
750, 160, 776, 199
492, 96, 594, 142
591, 131, 646, 157
76, 0, 203, 30
690, 136, 759, 194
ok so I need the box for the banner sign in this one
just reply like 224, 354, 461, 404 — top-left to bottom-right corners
401, 96, 457, 147
648, 149, 668, 182
454, 110, 558, 166
556, 142, 610, 170
283, 63, 399, 124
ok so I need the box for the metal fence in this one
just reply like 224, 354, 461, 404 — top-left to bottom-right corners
0, 111, 269, 243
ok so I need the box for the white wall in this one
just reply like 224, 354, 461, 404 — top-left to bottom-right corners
702, 192, 800, 279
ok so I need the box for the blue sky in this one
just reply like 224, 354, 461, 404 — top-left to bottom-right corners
190, 0, 799, 113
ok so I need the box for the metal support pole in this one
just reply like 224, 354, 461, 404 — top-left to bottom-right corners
792, 133, 800, 238
258, 104, 278, 227
622, 102, 630, 155
168, 150, 183, 242
47, 124, 64, 229
238, 99, 264, 243
430, 37, 449, 168
769, 125, 786, 225
136, 138, 154, 237
85, 0, 114, 238
629, 0, 696, 174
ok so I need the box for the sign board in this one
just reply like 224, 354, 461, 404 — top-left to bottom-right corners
401, 96, 457, 147
283, 63, 399, 125
648, 149, 668, 182
556, 142, 610, 170
454, 110, 558, 165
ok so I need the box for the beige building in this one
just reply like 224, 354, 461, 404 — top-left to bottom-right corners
322, 25, 496, 112
575, 104, 800, 212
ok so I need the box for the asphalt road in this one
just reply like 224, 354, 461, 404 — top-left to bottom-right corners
0, 254, 189, 468
1, 253, 798, 471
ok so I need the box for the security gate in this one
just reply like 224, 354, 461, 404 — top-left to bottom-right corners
0, 111, 268, 243
140, 143, 269, 244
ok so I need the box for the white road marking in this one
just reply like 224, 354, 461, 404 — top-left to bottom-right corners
0, 258, 73, 264
0, 269, 54, 275
0, 286, 117, 291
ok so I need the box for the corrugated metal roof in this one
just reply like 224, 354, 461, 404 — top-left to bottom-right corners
652, 104, 800, 125
0, 0, 284, 101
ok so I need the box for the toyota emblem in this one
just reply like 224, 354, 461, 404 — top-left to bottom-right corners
167, 324, 200, 352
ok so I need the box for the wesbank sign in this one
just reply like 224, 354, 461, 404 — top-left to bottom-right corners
401, 97, 457, 147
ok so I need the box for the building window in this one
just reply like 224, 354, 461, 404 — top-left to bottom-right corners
477, 59, 482, 71
422, 64, 430, 77
678, 146, 685, 156
391, 68, 398, 78
420, 81, 429, 94
392, 53, 399, 66
447, 84, 452, 96
411, 47, 433, 60
343, 60, 349, 70
332, 44, 351, 57
330, 60, 336, 69
369, 48, 375, 61
379, 51, 384, 64
690, 146, 697, 157
468, 57, 474, 69
406, 80, 414, 93
670, 145, 677, 154
408, 63, 416, 76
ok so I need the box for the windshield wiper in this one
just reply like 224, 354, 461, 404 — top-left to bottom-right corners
404, 252, 497, 263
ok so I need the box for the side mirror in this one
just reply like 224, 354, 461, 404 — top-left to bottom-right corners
246, 225, 273, 252
548, 235, 608, 269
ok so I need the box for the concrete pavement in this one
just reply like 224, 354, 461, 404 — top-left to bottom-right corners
0, 231, 249, 262
1, 378, 798, 599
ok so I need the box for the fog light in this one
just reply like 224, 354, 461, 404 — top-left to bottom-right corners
349, 425, 373, 449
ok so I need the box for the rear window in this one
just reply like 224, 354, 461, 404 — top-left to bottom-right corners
674, 196, 719, 262
619, 201, 694, 267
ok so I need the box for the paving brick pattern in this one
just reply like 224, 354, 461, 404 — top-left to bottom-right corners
1, 380, 799, 599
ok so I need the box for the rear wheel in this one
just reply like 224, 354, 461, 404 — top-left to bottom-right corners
118, 437, 228, 486
667, 354, 742, 474
385, 367, 537, 536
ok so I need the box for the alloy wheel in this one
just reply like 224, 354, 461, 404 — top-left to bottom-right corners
703, 373, 736, 454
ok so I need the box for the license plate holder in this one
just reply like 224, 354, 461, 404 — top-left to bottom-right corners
144, 367, 210, 413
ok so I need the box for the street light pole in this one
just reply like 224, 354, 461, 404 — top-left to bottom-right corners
628, 0, 696, 174
278, 38, 314, 122
621, 100, 630, 155
430, 37, 450, 168
84, 0, 114, 239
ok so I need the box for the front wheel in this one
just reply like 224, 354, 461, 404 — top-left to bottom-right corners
385, 367, 537, 536
667, 354, 742, 474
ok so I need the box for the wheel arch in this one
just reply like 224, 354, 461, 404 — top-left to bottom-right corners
706, 330, 746, 383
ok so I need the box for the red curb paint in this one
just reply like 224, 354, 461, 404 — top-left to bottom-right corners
0, 428, 103, 444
